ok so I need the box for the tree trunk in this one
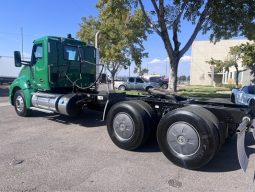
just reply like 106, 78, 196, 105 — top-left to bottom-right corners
111, 73, 115, 90
235, 65, 239, 87
168, 58, 179, 92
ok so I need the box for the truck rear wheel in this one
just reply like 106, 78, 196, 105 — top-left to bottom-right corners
157, 106, 219, 169
128, 100, 158, 139
107, 101, 152, 150
14, 90, 31, 117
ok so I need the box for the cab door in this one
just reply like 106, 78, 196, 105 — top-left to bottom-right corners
31, 42, 48, 90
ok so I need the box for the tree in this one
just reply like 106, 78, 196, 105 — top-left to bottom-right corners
239, 43, 255, 83
207, 45, 243, 87
178, 75, 187, 83
136, 0, 255, 91
77, 0, 148, 89
133, 66, 148, 76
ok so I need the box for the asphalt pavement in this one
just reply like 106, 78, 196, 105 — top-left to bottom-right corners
0, 85, 255, 192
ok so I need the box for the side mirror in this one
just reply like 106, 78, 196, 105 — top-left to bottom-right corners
14, 51, 22, 67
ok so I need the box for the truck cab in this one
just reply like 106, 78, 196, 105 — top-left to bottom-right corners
9, 35, 97, 116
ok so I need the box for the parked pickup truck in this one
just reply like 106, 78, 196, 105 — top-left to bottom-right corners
118, 77, 160, 91
231, 85, 255, 106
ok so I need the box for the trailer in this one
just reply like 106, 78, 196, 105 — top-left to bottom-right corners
8, 35, 255, 171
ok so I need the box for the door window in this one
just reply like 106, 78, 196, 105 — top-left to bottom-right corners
31, 44, 43, 65
129, 78, 135, 83
35, 45, 43, 58
136, 78, 144, 83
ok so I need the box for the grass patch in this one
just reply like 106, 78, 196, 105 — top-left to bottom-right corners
178, 85, 230, 98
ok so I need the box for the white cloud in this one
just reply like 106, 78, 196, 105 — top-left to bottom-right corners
148, 55, 191, 64
180, 55, 191, 63
148, 58, 162, 64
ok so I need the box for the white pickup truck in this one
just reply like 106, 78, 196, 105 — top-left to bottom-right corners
231, 85, 255, 106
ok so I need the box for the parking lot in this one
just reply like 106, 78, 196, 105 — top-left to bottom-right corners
0, 85, 255, 192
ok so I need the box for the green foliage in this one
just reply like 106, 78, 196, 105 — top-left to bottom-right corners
136, 0, 255, 92
238, 43, 255, 83
206, 44, 243, 86
77, 0, 148, 87
208, 1, 255, 41
206, 58, 225, 73
178, 85, 230, 98
223, 83, 242, 90
133, 66, 148, 76
178, 75, 187, 82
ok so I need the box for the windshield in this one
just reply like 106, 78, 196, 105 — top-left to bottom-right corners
141, 77, 149, 82
248, 86, 255, 94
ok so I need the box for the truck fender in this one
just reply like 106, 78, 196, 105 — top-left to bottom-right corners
9, 78, 35, 108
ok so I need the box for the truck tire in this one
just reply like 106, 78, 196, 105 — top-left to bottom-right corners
157, 106, 219, 169
107, 101, 152, 150
231, 94, 235, 103
118, 85, 126, 91
128, 100, 159, 140
184, 106, 224, 149
14, 90, 31, 117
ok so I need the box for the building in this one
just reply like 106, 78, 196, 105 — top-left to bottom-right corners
190, 39, 253, 86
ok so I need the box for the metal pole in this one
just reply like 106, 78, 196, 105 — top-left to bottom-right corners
95, 31, 100, 49
129, 65, 130, 77
21, 27, 24, 59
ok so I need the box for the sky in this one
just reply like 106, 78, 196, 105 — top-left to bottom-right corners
0, 0, 212, 77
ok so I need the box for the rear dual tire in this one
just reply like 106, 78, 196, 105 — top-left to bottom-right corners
157, 106, 220, 169
107, 100, 157, 150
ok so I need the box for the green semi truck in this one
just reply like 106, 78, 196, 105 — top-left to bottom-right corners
9, 34, 255, 171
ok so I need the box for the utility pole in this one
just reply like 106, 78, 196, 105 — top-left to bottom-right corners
129, 65, 130, 77
21, 27, 24, 60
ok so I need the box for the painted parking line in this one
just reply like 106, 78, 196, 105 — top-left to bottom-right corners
0, 102, 11, 107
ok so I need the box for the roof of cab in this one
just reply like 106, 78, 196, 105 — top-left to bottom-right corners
33, 36, 87, 46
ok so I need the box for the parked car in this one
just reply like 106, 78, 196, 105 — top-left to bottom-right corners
231, 85, 255, 106
148, 76, 168, 89
118, 77, 160, 91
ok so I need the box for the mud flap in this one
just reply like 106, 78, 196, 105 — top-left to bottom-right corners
236, 118, 250, 172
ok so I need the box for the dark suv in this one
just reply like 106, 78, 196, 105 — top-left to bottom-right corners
149, 77, 168, 89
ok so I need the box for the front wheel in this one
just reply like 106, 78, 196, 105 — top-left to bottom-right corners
161, 84, 168, 89
118, 85, 126, 91
14, 90, 31, 117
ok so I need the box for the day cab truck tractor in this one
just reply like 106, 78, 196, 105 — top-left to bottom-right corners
9, 34, 255, 171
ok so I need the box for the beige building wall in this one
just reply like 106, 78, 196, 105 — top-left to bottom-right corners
190, 39, 251, 85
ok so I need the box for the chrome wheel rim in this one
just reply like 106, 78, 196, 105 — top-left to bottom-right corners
16, 95, 24, 112
167, 122, 200, 156
113, 112, 134, 141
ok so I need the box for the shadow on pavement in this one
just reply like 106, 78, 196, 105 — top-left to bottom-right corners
31, 109, 105, 128
135, 132, 255, 172
199, 133, 255, 172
